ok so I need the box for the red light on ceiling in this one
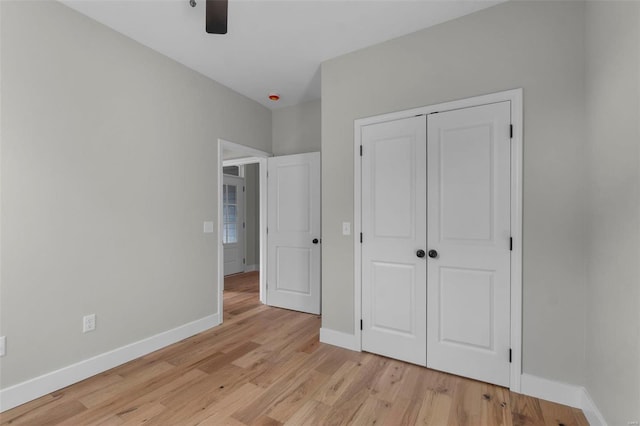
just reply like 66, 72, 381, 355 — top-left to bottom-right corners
268, 93, 280, 101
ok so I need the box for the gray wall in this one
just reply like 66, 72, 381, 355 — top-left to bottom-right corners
272, 99, 321, 156
244, 163, 260, 268
321, 0, 588, 385
0, 1, 271, 387
585, 2, 640, 424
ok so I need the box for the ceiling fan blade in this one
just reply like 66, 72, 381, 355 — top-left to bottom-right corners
206, 0, 228, 34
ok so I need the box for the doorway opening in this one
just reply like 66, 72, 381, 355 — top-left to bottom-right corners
217, 139, 270, 323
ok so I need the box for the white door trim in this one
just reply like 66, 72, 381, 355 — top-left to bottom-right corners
353, 88, 523, 392
217, 139, 271, 321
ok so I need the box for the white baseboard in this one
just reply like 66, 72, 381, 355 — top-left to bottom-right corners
580, 387, 608, 426
0, 313, 220, 412
319, 327, 360, 352
245, 264, 259, 272
520, 374, 607, 425
520, 373, 583, 408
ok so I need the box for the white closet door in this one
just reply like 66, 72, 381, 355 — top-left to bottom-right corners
426, 102, 512, 387
361, 116, 427, 366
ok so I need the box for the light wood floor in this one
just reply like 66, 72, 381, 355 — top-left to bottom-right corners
1, 271, 588, 425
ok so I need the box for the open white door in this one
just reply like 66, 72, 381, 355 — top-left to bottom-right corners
222, 175, 245, 276
361, 116, 427, 366
267, 152, 321, 314
426, 102, 512, 387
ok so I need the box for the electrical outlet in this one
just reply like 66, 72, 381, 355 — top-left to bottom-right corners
83, 314, 96, 333
342, 222, 351, 236
0, 336, 6, 357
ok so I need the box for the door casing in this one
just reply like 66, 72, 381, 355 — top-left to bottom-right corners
353, 89, 523, 392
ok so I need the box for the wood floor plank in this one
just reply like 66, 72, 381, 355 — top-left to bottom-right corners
539, 399, 583, 426
0, 395, 60, 426
107, 368, 207, 423
250, 415, 282, 426
511, 392, 547, 426
416, 389, 453, 426
203, 416, 246, 426
5, 400, 87, 426
231, 356, 327, 424
91, 414, 125, 426
266, 369, 330, 422
479, 383, 512, 426
371, 359, 408, 403
282, 400, 331, 426
1, 272, 590, 426
118, 402, 166, 425
312, 359, 363, 406
77, 361, 175, 408
350, 396, 392, 425
380, 396, 422, 426
448, 378, 486, 425
58, 366, 199, 426
311, 355, 383, 425
313, 344, 365, 376
396, 363, 438, 402
249, 352, 309, 389
195, 383, 265, 425
0, 372, 122, 426
196, 341, 262, 373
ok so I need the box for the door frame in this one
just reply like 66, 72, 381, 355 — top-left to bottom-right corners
217, 139, 270, 322
353, 89, 523, 392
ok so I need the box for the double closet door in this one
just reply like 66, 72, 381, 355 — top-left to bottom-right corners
360, 101, 512, 387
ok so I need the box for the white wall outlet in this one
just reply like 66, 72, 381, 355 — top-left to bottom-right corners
0, 336, 6, 357
83, 314, 96, 333
203, 221, 214, 233
342, 222, 351, 236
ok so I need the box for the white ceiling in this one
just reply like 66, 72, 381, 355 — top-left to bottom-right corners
62, 0, 502, 109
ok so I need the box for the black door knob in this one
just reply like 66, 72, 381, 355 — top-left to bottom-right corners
416, 249, 426, 258
312, 238, 319, 244
428, 250, 438, 258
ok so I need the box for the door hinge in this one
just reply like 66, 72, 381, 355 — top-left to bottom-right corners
360, 233, 363, 243
243, 186, 245, 192
510, 237, 513, 251
509, 348, 512, 363
510, 124, 513, 139
266, 227, 269, 234
360, 145, 363, 156
360, 319, 363, 330
243, 222, 245, 229
243, 258, 245, 264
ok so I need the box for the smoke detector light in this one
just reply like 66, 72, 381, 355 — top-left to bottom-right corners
268, 93, 280, 101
